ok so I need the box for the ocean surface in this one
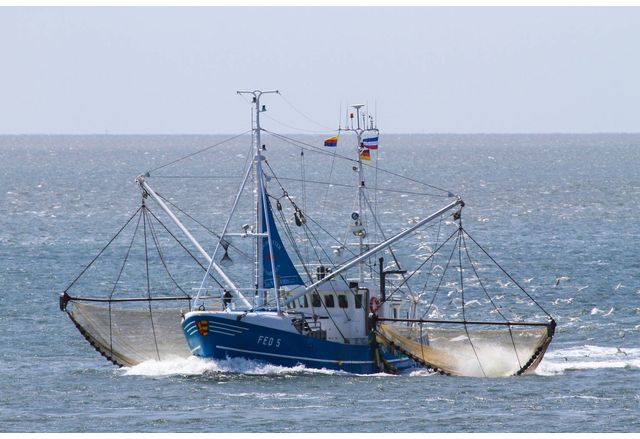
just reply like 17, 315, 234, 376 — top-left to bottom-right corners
1, 133, 639, 432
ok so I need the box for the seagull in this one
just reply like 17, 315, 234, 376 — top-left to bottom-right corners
555, 276, 570, 287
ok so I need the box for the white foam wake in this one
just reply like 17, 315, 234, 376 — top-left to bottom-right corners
120, 345, 640, 378
536, 345, 640, 376
121, 355, 346, 377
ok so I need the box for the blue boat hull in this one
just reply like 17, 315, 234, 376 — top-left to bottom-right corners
182, 314, 414, 374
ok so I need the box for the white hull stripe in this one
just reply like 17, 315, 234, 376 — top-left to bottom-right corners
185, 327, 237, 337
209, 329, 237, 337
215, 345, 407, 366
184, 320, 247, 334
208, 320, 249, 331
208, 324, 243, 334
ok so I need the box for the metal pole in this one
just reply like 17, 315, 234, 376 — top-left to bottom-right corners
138, 177, 251, 308
237, 90, 279, 307
283, 197, 464, 306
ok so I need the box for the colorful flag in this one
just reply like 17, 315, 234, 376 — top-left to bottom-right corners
362, 136, 378, 149
324, 136, 338, 147
359, 149, 371, 161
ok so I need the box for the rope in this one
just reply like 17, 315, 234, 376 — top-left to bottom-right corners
457, 224, 487, 378
318, 147, 338, 222
460, 232, 523, 370
107, 209, 143, 356
142, 207, 161, 361
146, 208, 190, 298
418, 215, 444, 302
64, 206, 143, 293
262, 113, 332, 134
420, 231, 460, 320
462, 228, 553, 319
155, 192, 251, 261
278, 92, 336, 131
361, 190, 415, 297
383, 228, 459, 305
146, 209, 224, 290
300, 148, 308, 261
146, 130, 252, 174
263, 130, 454, 197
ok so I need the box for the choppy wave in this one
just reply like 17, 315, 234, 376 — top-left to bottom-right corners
536, 345, 640, 376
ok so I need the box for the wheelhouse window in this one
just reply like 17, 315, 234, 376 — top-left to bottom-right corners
303, 295, 309, 308
324, 294, 335, 308
311, 293, 321, 307
338, 294, 348, 308
354, 294, 363, 309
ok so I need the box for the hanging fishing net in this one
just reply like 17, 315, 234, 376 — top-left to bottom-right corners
64, 299, 192, 366
60, 201, 225, 367
376, 321, 554, 376
371, 216, 556, 377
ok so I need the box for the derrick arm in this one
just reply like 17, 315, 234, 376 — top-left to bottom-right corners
137, 176, 252, 308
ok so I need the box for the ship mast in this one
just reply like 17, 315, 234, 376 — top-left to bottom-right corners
237, 89, 280, 310
343, 104, 370, 284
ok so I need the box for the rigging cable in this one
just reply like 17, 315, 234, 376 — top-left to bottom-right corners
262, 170, 355, 333
146, 209, 224, 290
361, 190, 416, 298
318, 145, 339, 222
420, 231, 461, 320
382, 227, 459, 305
461, 231, 523, 370
154, 192, 251, 261
107, 208, 144, 357
457, 220, 487, 377
462, 229, 553, 319
146, 207, 190, 298
63, 206, 144, 293
278, 92, 336, 131
146, 130, 252, 174
300, 148, 309, 261
142, 205, 161, 361
263, 129, 454, 196
418, 215, 444, 301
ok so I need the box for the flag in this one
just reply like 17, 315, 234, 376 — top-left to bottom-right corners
359, 149, 371, 161
324, 136, 338, 147
362, 136, 378, 150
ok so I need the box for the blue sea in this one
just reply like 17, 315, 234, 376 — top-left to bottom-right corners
1, 133, 639, 432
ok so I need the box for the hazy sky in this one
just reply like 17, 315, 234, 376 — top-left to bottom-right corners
2, 6, 639, 134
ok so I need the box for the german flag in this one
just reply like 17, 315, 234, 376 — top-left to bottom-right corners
359, 149, 371, 161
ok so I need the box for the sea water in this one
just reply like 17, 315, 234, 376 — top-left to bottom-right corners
0, 133, 639, 432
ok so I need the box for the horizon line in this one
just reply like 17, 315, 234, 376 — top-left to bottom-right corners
2, 131, 640, 136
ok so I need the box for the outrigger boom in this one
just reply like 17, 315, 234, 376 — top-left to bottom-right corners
136, 176, 252, 309
283, 196, 464, 307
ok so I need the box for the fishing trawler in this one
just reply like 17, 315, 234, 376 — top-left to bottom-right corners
60, 89, 556, 377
